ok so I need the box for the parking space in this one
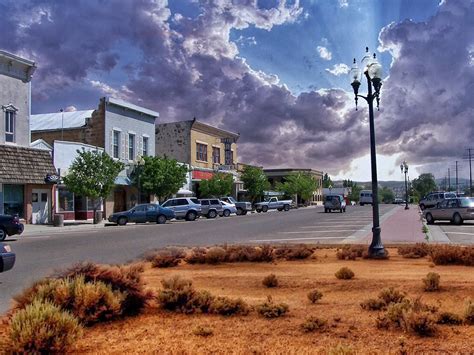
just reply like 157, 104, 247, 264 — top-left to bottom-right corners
437, 222, 474, 244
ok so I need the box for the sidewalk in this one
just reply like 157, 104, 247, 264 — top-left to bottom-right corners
22, 220, 108, 236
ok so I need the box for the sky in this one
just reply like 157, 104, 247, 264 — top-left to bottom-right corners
1, 0, 473, 182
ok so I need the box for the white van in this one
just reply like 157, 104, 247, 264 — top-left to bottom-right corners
359, 190, 373, 206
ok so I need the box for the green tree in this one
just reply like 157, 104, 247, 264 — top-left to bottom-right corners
322, 173, 333, 188
63, 150, 124, 223
199, 173, 233, 197
132, 156, 188, 202
412, 173, 437, 199
277, 172, 317, 205
240, 166, 270, 203
348, 183, 362, 202
379, 186, 395, 203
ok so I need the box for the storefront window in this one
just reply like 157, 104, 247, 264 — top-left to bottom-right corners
3, 184, 24, 218
58, 187, 74, 212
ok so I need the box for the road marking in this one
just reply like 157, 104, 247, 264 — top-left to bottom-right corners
280, 230, 365, 234
300, 224, 367, 227
21, 235, 51, 239
445, 232, 474, 236
250, 236, 348, 242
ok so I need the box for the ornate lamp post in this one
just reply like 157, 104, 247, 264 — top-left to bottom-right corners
135, 155, 145, 204
350, 47, 386, 258
400, 161, 409, 210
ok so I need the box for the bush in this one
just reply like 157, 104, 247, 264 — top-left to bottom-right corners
275, 245, 314, 260
225, 245, 274, 263
386, 300, 412, 327
375, 314, 390, 329
262, 274, 278, 288
464, 299, 474, 325
335, 267, 355, 280
209, 296, 249, 316
328, 343, 354, 355
205, 247, 227, 264
397, 244, 430, 259
402, 310, 437, 337
184, 248, 208, 264
429, 245, 474, 266
192, 325, 213, 337
157, 276, 200, 313
147, 249, 185, 268
54, 262, 153, 316
8, 300, 82, 353
301, 316, 327, 332
360, 298, 385, 311
307, 289, 323, 304
378, 287, 406, 305
423, 272, 440, 292
437, 312, 463, 325
256, 296, 289, 318
336, 245, 366, 260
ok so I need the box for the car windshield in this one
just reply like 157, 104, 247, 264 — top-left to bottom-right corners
190, 198, 200, 204
227, 197, 237, 204
459, 198, 474, 208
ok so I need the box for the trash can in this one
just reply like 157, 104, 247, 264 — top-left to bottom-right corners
53, 214, 64, 227
93, 211, 103, 224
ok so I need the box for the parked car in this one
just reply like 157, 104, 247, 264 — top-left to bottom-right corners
324, 195, 346, 213
0, 214, 24, 241
359, 190, 373, 206
255, 197, 292, 213
393, 198, 406, 204
419, 191, 457, 210
220, 196, 252, 215
220, 200, 237, 217
161, 197, 202, 221
108, 203, 175, 226
199, 198, 223, 218
423, 197, 474, 225
0, 243, 15, 273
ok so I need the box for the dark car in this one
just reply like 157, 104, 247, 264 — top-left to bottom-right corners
108, 203, 175, 226
0, 214, 24, 241
0, 243, 15, 273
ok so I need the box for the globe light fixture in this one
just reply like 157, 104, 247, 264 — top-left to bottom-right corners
400, 161, 409, 210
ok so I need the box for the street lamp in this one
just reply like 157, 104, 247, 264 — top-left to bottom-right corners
400, 161, 409, 210
135, 155, 145, 204
350, 47, 386, 258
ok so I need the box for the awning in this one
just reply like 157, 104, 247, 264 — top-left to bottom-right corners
176, 189, 194, 195
115, 176, 132, 185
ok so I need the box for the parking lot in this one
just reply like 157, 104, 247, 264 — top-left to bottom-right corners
436, 221, 474, 244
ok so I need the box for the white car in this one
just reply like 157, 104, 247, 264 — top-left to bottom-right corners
359, 190, 373, 206
220, 200, 237, 217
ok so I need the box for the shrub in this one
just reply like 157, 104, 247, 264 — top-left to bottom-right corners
464, 299, 474, 325
147, 249, 185, 268
8, 300, 82, 353
336, 245, 366, 260
423, 272, 440, 292
256, 296, 289, 318
328, 343, 354, 355
192, 325, 213, 337
225, 245, 274, 262
275, 244, 314, 260
437, 312, 463, 325
375, 314, 390, 329
157, 276, 198, 313
209, 296, 249, 316
378, 287, 406, 305
402, 310, 437, 337
429, 245, 474, 266
262, 274, 278, 288
301, 316, 327, 332
335, 267, 354, 280
205, 247, 227, 264
386, 300, 412, 327
360, 298, 385, 311
397, 243, 430, 259
55, 262, 153, 316
184, 248, 208, 264
307, 289, 323, 304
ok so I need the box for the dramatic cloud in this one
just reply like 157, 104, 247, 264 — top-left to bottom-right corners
326, 63, 350, 76
316, 46, 332, 60
338, 0, 349, 8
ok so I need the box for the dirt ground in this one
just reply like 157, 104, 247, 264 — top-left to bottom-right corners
6, 248, 474, 354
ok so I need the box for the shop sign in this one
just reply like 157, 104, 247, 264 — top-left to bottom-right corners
44, 174, 61, 184
192, 170, 214, 180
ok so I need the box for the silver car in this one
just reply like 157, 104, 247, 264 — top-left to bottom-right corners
199, 198, 223, 218
424, 197, 474, 225
161, 197, 202, 221
419, 191, 457, 210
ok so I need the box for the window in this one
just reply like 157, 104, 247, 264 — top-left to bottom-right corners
196, 143, 208, 162
190, 198, 200, 204
58, 187, 74, 212
176, 199, 189, 206
201, 200, 209, 206
143, 136, 149, 156
3, 184, 24, 218
210, 199, 220, 205
212, 147, 220, 164
5, 110, 15, 143
128, 134, 135, 160
113, 131, 120, 159
225, 149, 234, 165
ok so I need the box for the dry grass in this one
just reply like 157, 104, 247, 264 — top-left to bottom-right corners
1, 247, 473, 353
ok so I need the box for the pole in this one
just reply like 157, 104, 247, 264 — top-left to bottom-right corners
365, 71, 384, 258
404, 170, 409, 210
448, 168, 451, 191
60, 109, 64, 141
455, 161, 458, 194
468, 148, 473, 197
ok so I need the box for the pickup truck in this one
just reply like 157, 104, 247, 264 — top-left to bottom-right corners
220, 196, 252, 215
255, 197, 292, 213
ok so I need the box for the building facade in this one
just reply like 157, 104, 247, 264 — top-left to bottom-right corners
31, 97, 158, 218
155, 119, 241, 197
0, 50, 57, 224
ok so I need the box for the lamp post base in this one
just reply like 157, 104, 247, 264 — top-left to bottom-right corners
404, 205, 409, 210
367, 226, 388, 259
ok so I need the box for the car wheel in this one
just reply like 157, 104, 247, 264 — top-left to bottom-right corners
223, 209, 231, 217
256, 209, 261, 213
453, 213, 463, 225
284, 204, 290, 211
262, 206, 268, 213
236, 208, 243, 215
420, 204, 425, 211
156, 215, 167, 224
117, 217, 127, 226
208, 210, 217, 219
425, 213, 434, 225
340, 209, 343, 213
360, 203, 364, 206
0, 228, 6, 241
186, 211, 197, 221
242, 210, 248, 215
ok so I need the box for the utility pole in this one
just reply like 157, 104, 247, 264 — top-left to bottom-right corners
455, 161, 459, 194
468, 148, 473, 197
448, 168, 451, 191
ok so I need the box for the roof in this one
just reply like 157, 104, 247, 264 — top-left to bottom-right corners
106, 97, 159, 118
264, 168, 324, 176
0, 50, 36, 82
30, 139, 53, 151
0, 50, 35, 67
30, 110, 94, 131
0, 145, 56, 184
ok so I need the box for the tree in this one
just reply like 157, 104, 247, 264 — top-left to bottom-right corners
240, 166, 270, 203
131, 156, 188, 202
277, 172, 317, 205
63, 150, 124, 223
199, 173, 233, 197
412, 173, 437, 200
379, 186, 395, 203
348, 183, 362, 202
322, 173, 333, 188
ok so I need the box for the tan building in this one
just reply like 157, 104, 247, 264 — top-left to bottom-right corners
155, 119, 240, 196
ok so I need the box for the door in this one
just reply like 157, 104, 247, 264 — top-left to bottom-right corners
114, 189, 126, 212
131, 205, 147, 223
32, 189, 50, 224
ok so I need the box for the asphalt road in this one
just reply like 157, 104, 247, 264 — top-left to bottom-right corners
437, 221, 474, 244
0, 204, 396, 313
